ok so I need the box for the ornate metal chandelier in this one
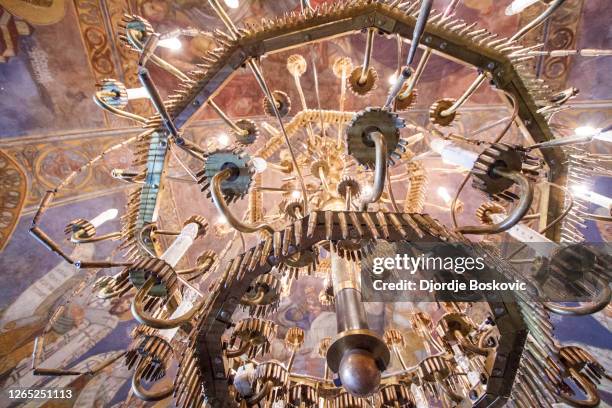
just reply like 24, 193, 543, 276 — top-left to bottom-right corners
28, 0, 611, 407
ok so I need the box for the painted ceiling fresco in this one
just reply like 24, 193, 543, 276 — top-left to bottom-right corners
0, 0, 611, 406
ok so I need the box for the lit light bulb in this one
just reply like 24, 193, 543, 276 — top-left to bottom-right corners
158, 37, 182, 50
387, 73, 397, 86
223, 0, 239, 8
216, 215, 228, 225
593, 125, 612, 143
575, 126, 598, 137
217, 133, 230, 147
126, 87, 150, 100
505, 0, 540, 15
291, 190, 301, 199
571, 185, 612, 209
90, 208, 119, 228
437, 187, 452, 204
570, 184, 589, 196
251, 157, 268, 173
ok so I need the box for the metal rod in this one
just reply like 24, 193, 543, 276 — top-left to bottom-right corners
510, 0, 567, 42
208, 100, 248, 135
211, 169, 274, 234
247, 59, 309, 212
440, 0, 567, 118
138, 67, 180, 139
206, 0, 240, 39
384, 0, 433, 108
440, 74, 486, 117
359, 29, 375, 84
399, 0, 460, 99
405, 0, 434, 67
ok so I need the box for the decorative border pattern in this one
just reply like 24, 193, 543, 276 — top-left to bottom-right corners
520, 0, 585, 90
0, 150, 27, 251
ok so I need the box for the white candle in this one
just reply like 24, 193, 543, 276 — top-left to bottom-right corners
430, 139, 479, 170
89, 208, 118, 228
160, 223, 199, 268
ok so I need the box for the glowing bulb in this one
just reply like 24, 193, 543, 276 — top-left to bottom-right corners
216, 215, 228, 225
594, 130, 612, 143
571, 185, 612, 209
158, 37, 182, 50
223, 0, 239, 8
291, 190, 301, 199
437, 187, 452, 204
575, 126, 598, 137
505, 0, 540, 15
387, 73, 397, 86
570, 184, 589, 196
251, 157, 268, 173
217, 133, 230, 147
90, 208, 118, 228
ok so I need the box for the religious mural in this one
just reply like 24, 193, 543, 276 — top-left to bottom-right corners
0, 0, 610, 406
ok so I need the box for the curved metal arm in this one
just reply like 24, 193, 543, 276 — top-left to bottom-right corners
225, 341, 252, 359
456, 169, 533, 235
240, 287, 267, 306
358, 132, 388, 211
93, 94, 147, 124
557, 368, 600, 407
131, 277, 201, 329
71, 231, 122, 244
246, 380, 274, 405
434, 372, 464, 403
440, 74, 487, 117
126, 30, 190, 82
131, 359, 174, 402
211, 169, 274, 234
544, 279, 611, 316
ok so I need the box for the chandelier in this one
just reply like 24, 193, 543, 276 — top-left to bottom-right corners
28, 0, 611, 407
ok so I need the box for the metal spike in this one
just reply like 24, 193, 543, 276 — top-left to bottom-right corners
307, 211, 319, 238
283, 226, 293, 256
273, 231, 282, 259
361, 212, 379, 239
348, 211, 365, 238
387, 213, 407, 237
457, 22, 478, 36
238, 249, 254, 281
401, 213, 424, 238
337, 212, 349, 239
376, 212, 389, 239
261, 235, 273, 266
294, 219, 303, 247
325, 211, 333, 240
